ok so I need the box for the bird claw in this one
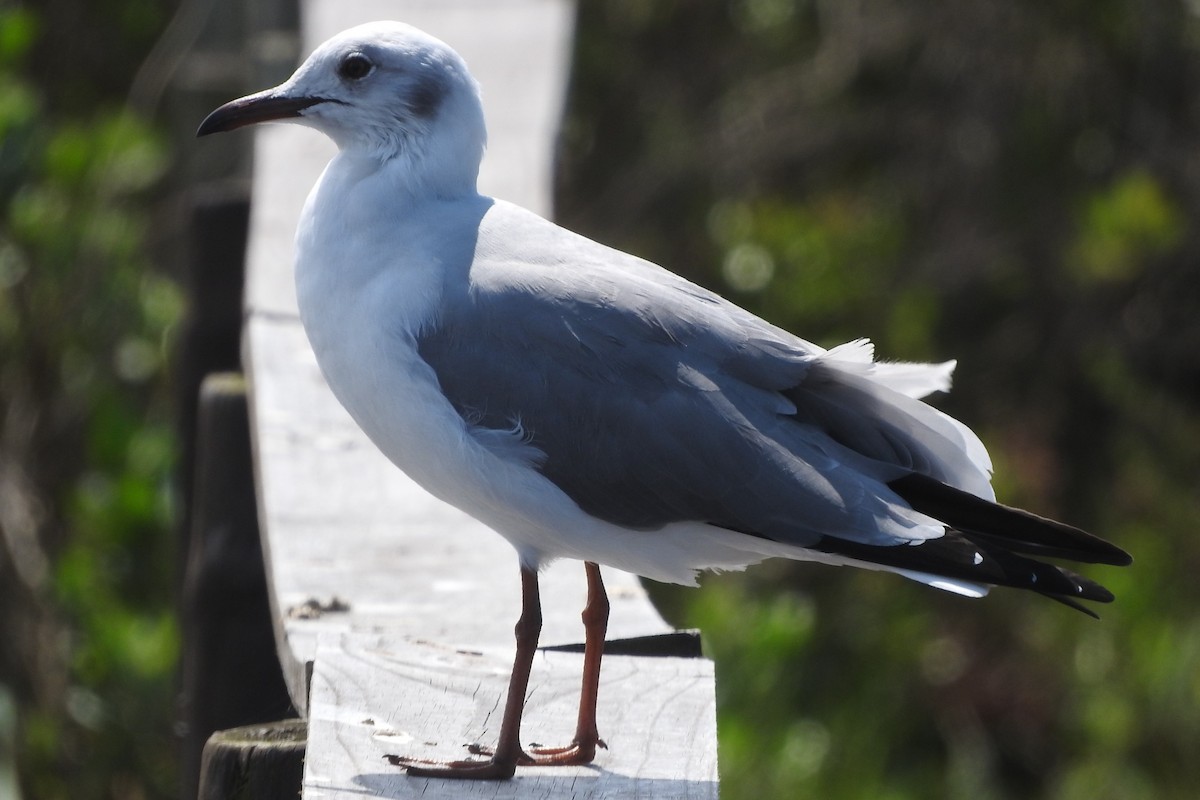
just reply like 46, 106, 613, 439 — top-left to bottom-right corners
523, 737, 605, 766
388, 735, 604, 777
384, 753, 517, 780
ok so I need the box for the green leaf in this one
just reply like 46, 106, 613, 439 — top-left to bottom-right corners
0, 6, 38, 66
1067, 169, 1183, 283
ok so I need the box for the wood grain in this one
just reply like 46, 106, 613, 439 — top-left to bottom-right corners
304, 633, 719, 799
198, 720, 307, 800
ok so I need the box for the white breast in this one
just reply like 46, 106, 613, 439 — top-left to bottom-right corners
292, 156, 569, 561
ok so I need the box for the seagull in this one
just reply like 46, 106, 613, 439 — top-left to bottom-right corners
198, 21, 1132, 780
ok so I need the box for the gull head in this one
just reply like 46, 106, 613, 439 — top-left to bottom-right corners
198, 21, 486, 191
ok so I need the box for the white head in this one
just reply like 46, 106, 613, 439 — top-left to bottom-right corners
198, 22, 487, 197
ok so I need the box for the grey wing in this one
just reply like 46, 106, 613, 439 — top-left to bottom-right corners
417, 255, 976, 548
417, 203, 1130, 609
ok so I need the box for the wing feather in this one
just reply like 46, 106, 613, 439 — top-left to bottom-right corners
412, 201, 1128, 612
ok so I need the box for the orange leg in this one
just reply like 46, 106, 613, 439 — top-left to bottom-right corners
390, 562, 608, 779
525, 561, 609, 763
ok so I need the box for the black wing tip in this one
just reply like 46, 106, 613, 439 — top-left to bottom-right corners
812, 531, 1120, 616
1043, 593, 1102, 619
886, 472, 1133, 567
1056, 566, 1115, 605
1002, 561, 1117, 613
1104, 551, 1132, 568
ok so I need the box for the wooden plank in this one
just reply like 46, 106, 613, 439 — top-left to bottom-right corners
303, 633, 719, 799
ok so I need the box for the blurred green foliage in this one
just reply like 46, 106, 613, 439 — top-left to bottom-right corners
0, 2, 178, 798
558, 1, 1200, 798
1068, 170, 1182, 284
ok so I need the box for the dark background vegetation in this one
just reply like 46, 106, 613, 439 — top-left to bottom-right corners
1, 0, 1197, 797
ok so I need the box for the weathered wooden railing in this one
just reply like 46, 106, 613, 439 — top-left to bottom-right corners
177, 2, 720, 798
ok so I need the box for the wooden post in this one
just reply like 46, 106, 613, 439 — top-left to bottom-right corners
180, 375, 296, 800
174, 187, 250, 583
197, 720, 307, 800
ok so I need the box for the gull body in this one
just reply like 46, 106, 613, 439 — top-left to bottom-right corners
198, 21, 1130, 778
296, 178, 966, 587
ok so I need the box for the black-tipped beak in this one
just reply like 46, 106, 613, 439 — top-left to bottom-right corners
196, 91, 326, 137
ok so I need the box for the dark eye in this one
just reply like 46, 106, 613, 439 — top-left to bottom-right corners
338, 53, 373, 80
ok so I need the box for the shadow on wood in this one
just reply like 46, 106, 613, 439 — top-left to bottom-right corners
543, 630, 704, 659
